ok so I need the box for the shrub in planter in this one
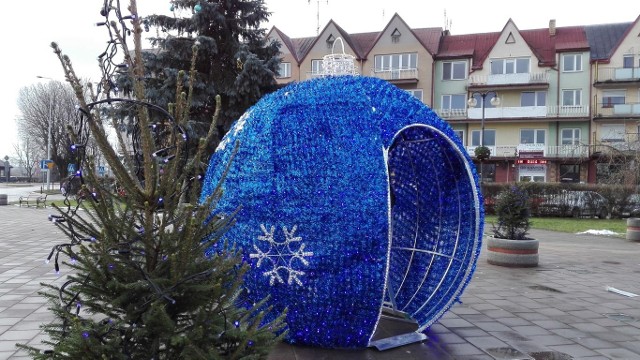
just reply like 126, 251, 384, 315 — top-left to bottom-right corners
474, 146, 491, 160
487, 185, 538, 267
493, 185, 531, 240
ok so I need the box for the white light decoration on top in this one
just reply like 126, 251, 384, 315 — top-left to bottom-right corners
321, 37, 358, 76
250, 224, 314, 286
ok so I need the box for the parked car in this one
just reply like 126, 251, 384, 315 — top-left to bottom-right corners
537, 191, 609, 218
615, 193, 640, 218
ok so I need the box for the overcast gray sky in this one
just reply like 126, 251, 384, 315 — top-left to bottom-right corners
1, 0, 637, 159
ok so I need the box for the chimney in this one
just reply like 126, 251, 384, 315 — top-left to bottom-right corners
549, 19, 557, 36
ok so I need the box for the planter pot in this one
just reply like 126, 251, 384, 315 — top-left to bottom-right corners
626, 218, 640, 242
486, 236, 539, 267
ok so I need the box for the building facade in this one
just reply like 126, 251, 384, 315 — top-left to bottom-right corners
267, 14, 640, 184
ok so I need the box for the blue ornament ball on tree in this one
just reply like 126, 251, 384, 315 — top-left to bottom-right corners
200, 75, 483, 348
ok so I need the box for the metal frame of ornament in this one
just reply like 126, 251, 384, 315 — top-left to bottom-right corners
383, 124, 482, 330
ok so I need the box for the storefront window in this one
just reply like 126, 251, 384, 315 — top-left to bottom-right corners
479, 163, 496, 183
518, 164, 546, 182
559, 164, 580, 183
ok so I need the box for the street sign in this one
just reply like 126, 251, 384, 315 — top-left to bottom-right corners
40, 159, 53, 170
68, 164, 76, 173
98, 166, 105, 176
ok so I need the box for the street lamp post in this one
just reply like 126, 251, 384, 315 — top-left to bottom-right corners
3, 155, 9, 182
468, 91, 499, 183
37, 76, 53, 191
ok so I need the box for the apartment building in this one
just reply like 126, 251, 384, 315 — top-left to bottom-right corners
588, 18, 640, 184
267, 14, 640, 184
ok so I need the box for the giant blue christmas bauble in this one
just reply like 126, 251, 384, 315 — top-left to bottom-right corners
200, 76, 483, 348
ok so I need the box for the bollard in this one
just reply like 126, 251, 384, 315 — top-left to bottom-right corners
626, 218, 640, 241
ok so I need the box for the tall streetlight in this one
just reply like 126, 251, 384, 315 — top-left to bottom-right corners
37, 76, 53, 190
468, 91, 499, 183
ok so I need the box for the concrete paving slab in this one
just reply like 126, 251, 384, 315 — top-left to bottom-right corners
1, 204, 639, 359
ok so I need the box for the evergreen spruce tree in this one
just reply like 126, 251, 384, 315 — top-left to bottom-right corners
17, 1, 285, 358
492, 185, 532, 240
121, 0, 281, 149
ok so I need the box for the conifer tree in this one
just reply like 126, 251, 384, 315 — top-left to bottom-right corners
17, 0, 285, 358
122, 0, 280, 149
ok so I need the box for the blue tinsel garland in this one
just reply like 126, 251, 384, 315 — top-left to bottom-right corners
200, 75, 483, 348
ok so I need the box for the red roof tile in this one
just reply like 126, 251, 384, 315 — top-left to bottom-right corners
411, 27, 444, 56
437, 25, 588, 71
521, 26, 589, 66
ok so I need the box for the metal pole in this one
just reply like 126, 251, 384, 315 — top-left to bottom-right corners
47, 93, 52, 191
480, 94, 486, 184
38, 76, 54, 191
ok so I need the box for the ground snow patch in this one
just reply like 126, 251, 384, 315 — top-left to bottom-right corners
576, 229, 620, 236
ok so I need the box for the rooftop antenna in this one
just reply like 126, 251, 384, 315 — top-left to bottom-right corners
444, 9, 452, 32
308, 0, 328, 35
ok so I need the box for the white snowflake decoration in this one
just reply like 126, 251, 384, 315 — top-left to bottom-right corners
250, 224, 314, 286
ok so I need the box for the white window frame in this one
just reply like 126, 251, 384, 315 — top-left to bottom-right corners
441, 94, 466, 110
520, 129, 546, 145
519, 175, 546, 183
277, 62, 291, 78
562, 89, 582, 106
600, 124, 625, 143
406, 89, 423, 102
520, 91, 546, 106
562, 53, 583, 72
311, 59, 324, 75
490, 57, 530, 75
442, 61, 466, 80
561, 128, 581, 145
471, 129, 496, 146
374, 53, 418, 72
623, 54, 634, 68
602, 90, 626, 108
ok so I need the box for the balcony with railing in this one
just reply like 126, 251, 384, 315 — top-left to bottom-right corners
370, 68, 419, 83
465, 105, 589, 119
306, 71, 325, 80
468, 72, 550, 87
594, 67, 640, 84
591, 141, 640, 155
465, 144, 591, 159
434, 108, 468, 119
437, 104, 590, 120
594, 102, 640, 118
467, 145, 518, 158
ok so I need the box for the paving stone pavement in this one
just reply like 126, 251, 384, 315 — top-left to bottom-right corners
1, 202, 639, 359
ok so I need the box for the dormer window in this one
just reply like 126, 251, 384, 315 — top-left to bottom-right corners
326, 34, 335, 50
391, 28, 401, 43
